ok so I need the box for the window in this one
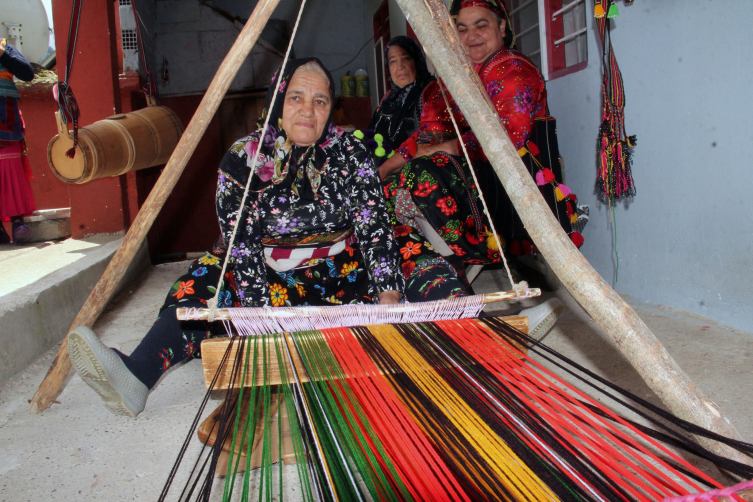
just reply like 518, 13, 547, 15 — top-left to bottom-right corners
372, 0, 391, 99
121, 29, 138, 50
504, 0, 588, 80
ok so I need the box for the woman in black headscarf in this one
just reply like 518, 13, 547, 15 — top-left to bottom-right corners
67, 58, 404, 417
369, 36, 435, 157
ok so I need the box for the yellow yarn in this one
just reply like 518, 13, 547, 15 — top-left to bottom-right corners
594, 4, 606, 18
555, 186, 566, 201
369, 324, 559, 501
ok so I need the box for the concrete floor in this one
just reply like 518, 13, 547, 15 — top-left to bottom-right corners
0, 261, 751, 500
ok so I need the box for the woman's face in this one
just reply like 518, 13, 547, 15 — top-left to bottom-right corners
387, 45, 417, 88
281, 69, 332, 146
455, 6, 506, 64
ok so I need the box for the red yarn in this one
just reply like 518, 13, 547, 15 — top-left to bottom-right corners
541, 168, 555, 183
521, 240, 532, 255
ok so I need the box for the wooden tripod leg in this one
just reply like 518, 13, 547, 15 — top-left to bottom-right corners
28, 0, 282, 414
396, 0, 752, 466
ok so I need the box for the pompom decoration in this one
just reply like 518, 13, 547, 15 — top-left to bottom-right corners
569, 193, 577, 203
554, 187, 565, 201
521, 240, 533, 256
541, 168, 556, 183
509, 240, 522, 256
387, 151, 395, 158
594, 4, 605, 18
571, 213, 578, 224
607, 3, 619, 18
565, 201, 574, 217
526, 142, 540, 156
374, 133, 383, 142
375, 147, 386, 158
366, 139, 378, 150
535, 171, 546, 186
354, 129, 365, 139
570, 232, 584, 247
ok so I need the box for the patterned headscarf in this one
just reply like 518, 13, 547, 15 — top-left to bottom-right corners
449, 0, 515, 49
246, 57, 342, 200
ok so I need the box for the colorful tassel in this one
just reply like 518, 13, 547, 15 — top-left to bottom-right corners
594, 4, 606, 18
509, 240, 522, 256
526, 142, 540, 156
535, 171, 546, 186
554, 187, 565, 201
607, 3, 619, 18
521, 240, 533, 256
570, 232, 584, 247
540, 168, 555, 183
570, 213, 578, 224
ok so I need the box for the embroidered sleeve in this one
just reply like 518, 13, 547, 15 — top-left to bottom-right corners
396, 81, 452, 161
343, 136, 405, 297
0, 43, 34, 82
216, 139, 268, 307
461, 59, 546, 160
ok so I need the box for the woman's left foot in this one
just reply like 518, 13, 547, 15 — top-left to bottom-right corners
12, 224, 32, 244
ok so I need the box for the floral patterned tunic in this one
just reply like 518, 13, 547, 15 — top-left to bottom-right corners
397, 49, 547, 161
216, 128, 403, 307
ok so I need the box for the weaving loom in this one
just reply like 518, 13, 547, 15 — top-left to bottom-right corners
159, 311, 753, 501
28, 0, 752, 500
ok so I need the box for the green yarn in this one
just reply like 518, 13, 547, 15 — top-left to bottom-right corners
607, 3, 619, 18
375, 147, 386, 157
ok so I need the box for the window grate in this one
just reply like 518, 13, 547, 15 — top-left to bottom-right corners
119, 0, 131, 5
122, 29, 138, 50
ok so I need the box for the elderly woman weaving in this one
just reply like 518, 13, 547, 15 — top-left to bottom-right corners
68, 58, 404, 417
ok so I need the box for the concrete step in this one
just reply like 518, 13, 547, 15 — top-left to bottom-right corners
0, 234, 149, 385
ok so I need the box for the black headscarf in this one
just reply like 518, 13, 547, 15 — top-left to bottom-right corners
248, 57, 339, 200
369, 36, 435, 149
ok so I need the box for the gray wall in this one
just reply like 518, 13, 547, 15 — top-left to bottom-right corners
546, 0, 753, 331
146, 0, 366, 96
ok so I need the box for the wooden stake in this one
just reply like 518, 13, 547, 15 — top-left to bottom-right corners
396, 0, 752, 464
28, 0, 282, 414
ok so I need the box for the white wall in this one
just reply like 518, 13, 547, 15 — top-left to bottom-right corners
546, 0, 753, 331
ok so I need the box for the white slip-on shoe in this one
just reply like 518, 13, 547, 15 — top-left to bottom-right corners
68, 326, 148, 417
519, 298, 565, 342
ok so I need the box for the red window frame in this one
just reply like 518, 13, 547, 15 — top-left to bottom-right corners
542, 0, 588, 80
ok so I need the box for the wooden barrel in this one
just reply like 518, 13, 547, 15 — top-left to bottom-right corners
47, 105, 184, 184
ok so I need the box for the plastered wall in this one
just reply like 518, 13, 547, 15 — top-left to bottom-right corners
545, 0, 753, 331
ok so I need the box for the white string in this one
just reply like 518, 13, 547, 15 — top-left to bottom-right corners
225, 294, 496, 336
436, 80, 520, 298
208, 0, 310, 321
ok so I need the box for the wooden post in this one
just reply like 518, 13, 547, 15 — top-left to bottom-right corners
29, 0, 282, 414
395, 0, 752, 464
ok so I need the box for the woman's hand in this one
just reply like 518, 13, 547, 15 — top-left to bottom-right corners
378, 154, 407, 180
377, 290, 401, 305
415, 140, 459, 158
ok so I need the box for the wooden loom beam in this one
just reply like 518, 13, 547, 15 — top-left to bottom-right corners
28, 0, 282, 414
396, 0, 752, 464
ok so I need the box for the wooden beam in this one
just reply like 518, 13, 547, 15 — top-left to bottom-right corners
175, 288, 541, 322
29, 0, 282, 414
200, 316, 529, 390
395, 0, 752, 464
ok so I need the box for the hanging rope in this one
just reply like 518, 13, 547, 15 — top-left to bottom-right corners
130, 0, 159, 104
53, 0, 84, 159
436, 81, 521, 298
207, 0, 309, 321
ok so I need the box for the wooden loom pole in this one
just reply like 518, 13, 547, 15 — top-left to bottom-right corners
396, 0, 752, 464
28, 0, 281, 414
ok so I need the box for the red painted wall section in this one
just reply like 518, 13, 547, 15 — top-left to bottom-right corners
52, 0, 127, 238
17, 87, 71, 210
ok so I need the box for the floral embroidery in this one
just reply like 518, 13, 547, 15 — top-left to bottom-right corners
400, 241, 422, 259
172, 280, 195, 299
436, 197, 458, 216
270, 283, 289, 307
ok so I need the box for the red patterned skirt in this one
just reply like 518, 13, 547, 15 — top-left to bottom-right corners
0, 141, 35, 220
